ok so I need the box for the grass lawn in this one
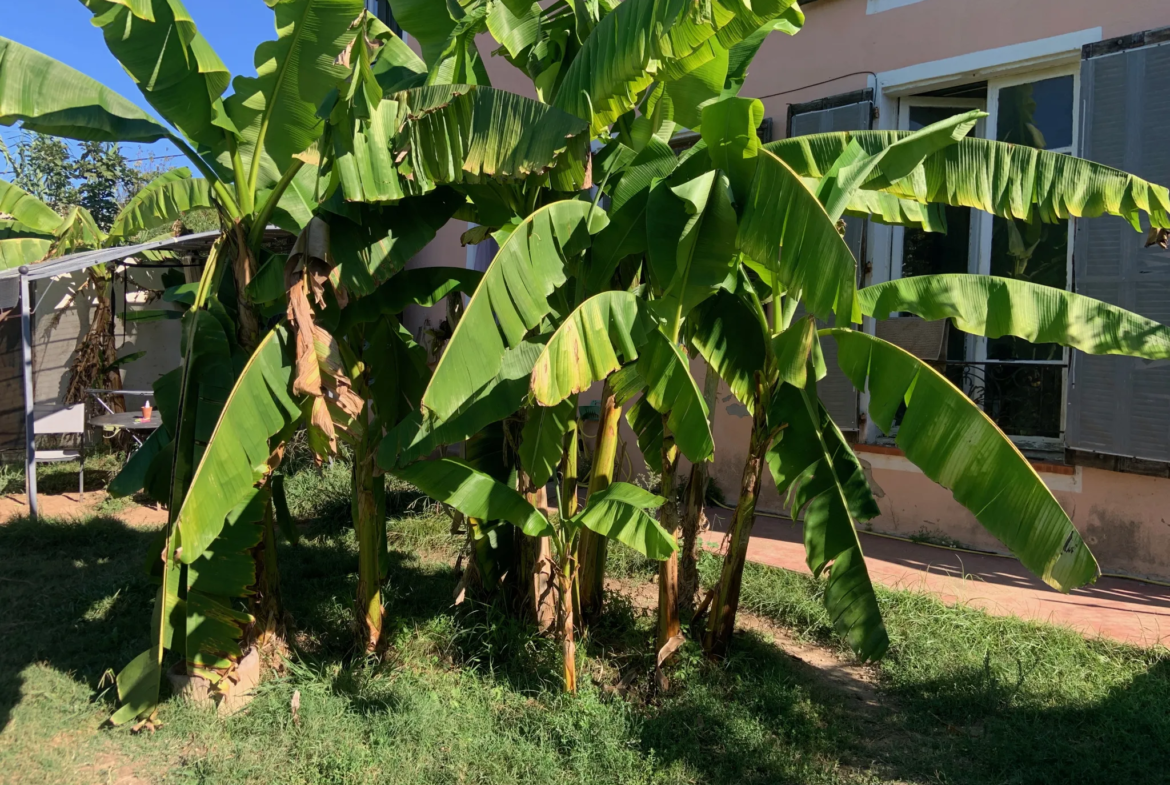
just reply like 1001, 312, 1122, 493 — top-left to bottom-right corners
0, 460, 1166, 784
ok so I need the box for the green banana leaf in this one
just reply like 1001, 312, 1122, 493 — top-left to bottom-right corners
486, 0, 543, 60
686, 288, 768, 413
394, 85, 592, 193
393, 457, 554, 537
176, 326, 304, 564
520, 396, 578, 489
0, 236, 52, 271
700, 96, 763, 202
79, 0, 234, 152
626, 396, 665, 463
569, 482, 675, 560
531, 291, 646, 406
771, 315, 825, 389
422, 199, 608, 421
815, 111, 982, 224
646, 169, 738, 324
766, 132, 1170, 231
336, 265, 483, 333
425, 5, 492, 87
828, 328, 1100, 593
766, 382, 888, 661
0, 36, 171, 143
738, 147, 862, 323
0, 179, 63, 234
226, 0, 363, 190
531, 291, 714, 463
387, 0, 457, 66
364, 315, 432, 431
108, 427, 171, 498
108, 168, 213, 239
859, 274, 1170, 360
589, 138, 678, 293
382, 341, 542, 470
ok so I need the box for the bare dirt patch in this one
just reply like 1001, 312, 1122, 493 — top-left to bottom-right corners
0, 493, 166, 527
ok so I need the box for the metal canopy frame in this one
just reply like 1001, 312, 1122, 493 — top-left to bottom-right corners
11, 227, 293, 518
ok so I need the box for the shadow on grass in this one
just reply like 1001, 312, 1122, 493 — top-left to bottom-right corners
2, 510, 1168, 785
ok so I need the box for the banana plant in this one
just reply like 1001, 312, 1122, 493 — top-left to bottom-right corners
684, 92, 1170, 660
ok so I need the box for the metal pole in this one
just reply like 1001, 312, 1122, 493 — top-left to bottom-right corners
19, 268, 37, 520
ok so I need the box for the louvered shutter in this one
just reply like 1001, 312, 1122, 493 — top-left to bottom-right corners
787, 94, 873, 431
1069, 37, 1170, 461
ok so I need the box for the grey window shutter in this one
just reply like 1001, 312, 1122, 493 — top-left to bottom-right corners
787, 93, 874, 431
1070, 38, 1170, 461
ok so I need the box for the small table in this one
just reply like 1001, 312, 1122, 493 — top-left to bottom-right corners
90, 412, 163, 431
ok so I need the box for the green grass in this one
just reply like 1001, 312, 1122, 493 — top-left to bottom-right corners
0, 478, 1166, 785
0, 452, 127, 496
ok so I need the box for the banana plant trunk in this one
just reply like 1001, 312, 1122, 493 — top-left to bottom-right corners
577, 379, 623, 620
519, 472, 557, 633
655, 427, 681, 677
559, 419, 580, 692
679, 362, 721, 615
353, 415, 387, 652
704, 382, 771, 659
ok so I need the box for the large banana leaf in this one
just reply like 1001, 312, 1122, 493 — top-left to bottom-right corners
646, 169, 738, 324
176, 327, 304, 564
814, 111, 982, 224
486, 0, 543, 60
0, 36, 170, 143
531, 290, 646, 406
569, 482, 675, 560
394, 85, 591, 192
531, 291, 714, 462
387, 0, 458, 66
766, 382, 888, 661
589, 138, 678, 292
78, 0, 234, 151
226, 0, 364, 190
700, 95, 763, 203
422, 199, 608, 421
394, 457, 554, 537
738, 147, 862, 322
108, 169, 213, 240
859, 274, 1170, 360
382, 341, 542, 469
0, 235, 52, 271
425, 4, 492, 87
766, 132, 1170, 231
336, 265, 483, 332
0, 179, 63, 234
828, 328, 1100, 593
686, 288, 767, 413
520, 396, 578, 489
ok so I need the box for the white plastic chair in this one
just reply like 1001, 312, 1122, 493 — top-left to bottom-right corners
32, 404, 87, 497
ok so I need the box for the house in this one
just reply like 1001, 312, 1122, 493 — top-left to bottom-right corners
385, 0, 1170, 581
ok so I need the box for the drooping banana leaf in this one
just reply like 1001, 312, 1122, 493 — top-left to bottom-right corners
646, 169, 738, 325
766, 132, 1170, 231
108, 168, 213, 240
486, 0, 544, 60
520, 396, 578, 489
770, 315, 826, 390
108, 427, 172, 498
0, 36, 171, 143
387, 0, 457, 66
531, 291, 714, 462
569, 482, 675, 560
766, 381, 888, 661
176, 326, 304, 564
828, 328, 1100, 593
336, 265, 483, 332
859, 274, 1170, 360
0, 236, 52, 271
394, 457, 554, 537
382, 341, 543, 469
0, 179, 63, 234
78, 0, 235, 152
364, 315, 432, 432
425, 4, 492, 87
394, 85, 592, 193
686, 287, 767, 413
422, 199, 608, 421
814, 111, 982, 224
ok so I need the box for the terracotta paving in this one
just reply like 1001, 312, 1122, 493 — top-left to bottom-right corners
701, 507, 1170, 648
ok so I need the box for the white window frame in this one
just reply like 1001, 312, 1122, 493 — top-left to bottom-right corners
880, 67, 1081, 450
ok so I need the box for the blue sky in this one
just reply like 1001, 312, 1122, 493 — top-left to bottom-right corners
2, 0, 278, 175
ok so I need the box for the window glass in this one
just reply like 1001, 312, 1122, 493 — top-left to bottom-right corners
996, 75, 1074, 150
